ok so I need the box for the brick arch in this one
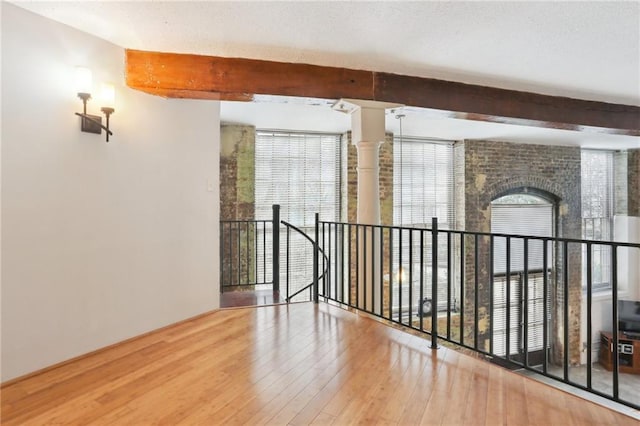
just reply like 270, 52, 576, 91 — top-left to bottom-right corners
486, 177, 563, 207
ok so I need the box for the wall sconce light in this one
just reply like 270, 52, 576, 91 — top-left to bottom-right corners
74, 67, 115, 142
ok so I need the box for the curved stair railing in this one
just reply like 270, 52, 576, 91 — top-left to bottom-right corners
281, 219, 329, 302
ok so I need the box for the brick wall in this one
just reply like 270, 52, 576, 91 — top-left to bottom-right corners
220, 124, 255, 220
457, 140, 582, 365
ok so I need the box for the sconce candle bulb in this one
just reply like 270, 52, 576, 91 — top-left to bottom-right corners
75, 66, 92, 96
100, 83, 115, 109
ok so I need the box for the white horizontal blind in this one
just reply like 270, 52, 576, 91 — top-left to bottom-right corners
255, 130, 342, 225
255, 131, 342, 298
581, 150, 614, 290
492, 272, 547, 357
392, 138, 454, 313
492, 204, 553, 274
492, 274, 522, 356
393, 138, 454, 228
526, 273, 546, 352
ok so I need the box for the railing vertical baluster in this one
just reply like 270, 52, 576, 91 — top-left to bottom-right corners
379, 226, 384, 316
523, 237, 529, 367
460, 233, 465, 346
328, 222, 333, 300
237, 222, 241, 287
563, 241, 569, 382
447, 231, 452, 341
322, 222, 327, 299
372, 226, 377, 313
313, 213, 319, 303
286, 226, 290, 302
364, 226, 368, 311
474, 233, 479, 350
272, 204, 280, 293
335, 223, 339, 301
348, 224, 352, 307
246, 221, 250, 285
612, 244, 619, 400
409, 229, 413, 325
263, 221, 266, 284
431, 217, 438, 349
231, 223, 236, 286
489, 235, 494, 354
506, 237, 511, 361
586, 242, 592, 389
388, 228, 393, 320
399, 228, 403, 323
341, 224, 346, 303
543, 238, 549, 375
255, 222, 258, 287
356, 225, 360, 310
420, 229, 424, 332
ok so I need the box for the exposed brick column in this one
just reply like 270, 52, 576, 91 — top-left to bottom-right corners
220, 124, 255, 220
220, 124, 256, 289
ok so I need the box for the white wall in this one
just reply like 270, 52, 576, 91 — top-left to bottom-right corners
1, 3, 220, 381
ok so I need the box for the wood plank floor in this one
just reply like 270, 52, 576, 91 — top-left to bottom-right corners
1, 303, 637, 425
220, 289, 284, 308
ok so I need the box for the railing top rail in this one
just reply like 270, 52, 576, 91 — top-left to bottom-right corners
281, 220, 317, 245
316, 220, 640, 248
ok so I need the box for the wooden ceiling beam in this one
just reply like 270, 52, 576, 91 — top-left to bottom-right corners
126, 49, 372, 101
126, 49, 639, 136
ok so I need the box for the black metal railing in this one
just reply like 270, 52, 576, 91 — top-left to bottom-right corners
220, 205, 280, 292
310, 216, 640, 410
220, 205, 327, 303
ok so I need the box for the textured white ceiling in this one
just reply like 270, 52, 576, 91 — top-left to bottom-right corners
10, 0, 640, 148
11, 0, 640, 105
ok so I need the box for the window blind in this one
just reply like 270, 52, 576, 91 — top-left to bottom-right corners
393, 138, 454, 228
491, 203, 553, 274
255, 130, 342, 225
255, 130, 342, 299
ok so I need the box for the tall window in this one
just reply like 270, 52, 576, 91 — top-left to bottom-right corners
392, 138, 455, 313
255, 130, 342, 297
393, 138, 454, 228
255, 130, 342, 224
581, 150, 614, 290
